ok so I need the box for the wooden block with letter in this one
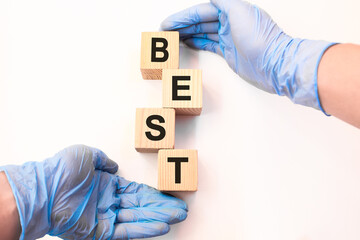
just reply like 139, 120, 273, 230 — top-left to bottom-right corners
140, 32, 179, 80
162, 69, 202, 115
135, 108, 175, 153
158, 149, 198, 191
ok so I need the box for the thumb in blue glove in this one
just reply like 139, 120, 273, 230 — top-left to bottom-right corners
0, 145, 187, 240
161, 0, 336, 114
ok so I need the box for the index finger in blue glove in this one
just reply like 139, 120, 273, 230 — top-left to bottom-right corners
119, 192, 188, 210
191, 33, 220, 42
112, 221, 170, 240
178, 22, 219, 39
184, 37, 223, 56
161, 3, 219, 30
118, 177, 159, 194
117, 177, 188, 208
117, 207, 187, 224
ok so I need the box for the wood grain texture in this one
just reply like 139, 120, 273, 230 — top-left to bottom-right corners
135, 108, 175, 152
162, 69, 202, 115
140, 32, 179, 80
158, 149, 198, 191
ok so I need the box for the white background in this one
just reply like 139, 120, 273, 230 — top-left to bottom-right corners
1, 0, 360, 239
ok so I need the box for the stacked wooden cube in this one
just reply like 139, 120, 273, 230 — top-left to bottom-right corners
135, 32, 201, 191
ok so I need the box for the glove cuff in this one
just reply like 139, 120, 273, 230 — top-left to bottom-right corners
271, 37, 336, 113
313, 42, 338, 116
0, 163, 50, 240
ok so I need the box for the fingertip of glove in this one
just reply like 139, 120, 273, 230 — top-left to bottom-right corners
159, 20, 172, 31
157, 222, 171, 235
93, 149, 119, 174
173, 208, 188, 223
107, 160, 119, 174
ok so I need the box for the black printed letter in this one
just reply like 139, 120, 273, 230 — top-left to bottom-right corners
172, 76, 191, 101
145, 115, 166, 141
151, 38, 169, 62
167, 157, 189, 183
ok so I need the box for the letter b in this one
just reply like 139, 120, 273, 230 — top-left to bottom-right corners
151, 38, 169, 62
140, 32, 179, 80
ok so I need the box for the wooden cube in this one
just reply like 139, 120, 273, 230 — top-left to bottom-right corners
135, 108, 175, 153
162, 69, 202, 115
158, 149, 198, 191
140, 32, 179, 80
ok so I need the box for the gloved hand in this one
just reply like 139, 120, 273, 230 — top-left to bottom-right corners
0, 145, 187, 240
161, 0, 336, 113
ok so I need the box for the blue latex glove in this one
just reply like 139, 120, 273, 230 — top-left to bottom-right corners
0, 145, 187, 240
161, 0, 336, 113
